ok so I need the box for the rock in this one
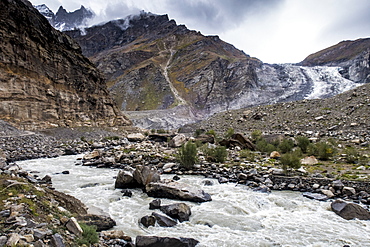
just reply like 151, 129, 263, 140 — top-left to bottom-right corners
133, 165, 161, 187
33, 229, 53, 240
202, 179, 214, 186
331, 199, 370, 220
332, 180, 345, 191
114, 170, 138, 189
140, 215, 156, 227
271, 168, 285, 175
6, 233, 20, 246
312, 183, 320, 190
135, 236, 199, 247
101, 230, 132, 242
160, 203, 191, 222
194, 134, 215, 144
41, 175, 52, 184
83, 150, 101, 160
22, 234, 34, 243
51, 234, 65, 247
169, 134, 187, 148
121, 189, 133, 197
66, 217, 83, 236
303, 192, 328, 201
151, 212, 177, 227
321, 189, 335, 198
237, 173, 249, 180
0, 236, 7, 246
343, 187, 356, 196
77, 214, 116, 231
300, 156, 319, 165
149, 199, 161, 210
218, 177, 229, 183
127, 133, 146, 142
269, 151, 281, 159
146, 181, 212, 202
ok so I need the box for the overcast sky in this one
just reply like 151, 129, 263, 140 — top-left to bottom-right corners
29, 0, 370, 64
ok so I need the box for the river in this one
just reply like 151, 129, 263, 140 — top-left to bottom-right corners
17, 155, 370, 247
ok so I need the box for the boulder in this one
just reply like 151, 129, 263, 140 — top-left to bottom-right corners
114, 170, 138, 189
332, 180, 345, 191
331, 200, 370, 220
160, 203, 191, 222
151, 212, 177, 227
133, 165, 161, 187
343, 186, 356, 196
135, 236, 199, 247
50, 234, 65, 247
140, 215, 156, 228
77, 214, 116, 231
169, 134, 187, 148
127, 133, 146, 142
270, 151, 281, 159
219, 133, 255, 150
66, 217, 83, 236
300, 156, 319, 165
149, 199, 161, 210
83, 150, 101, 160
146, 181, 212, 203
101, 230, 132, 242
302, 192, 328, 201
194, 134, 215, 144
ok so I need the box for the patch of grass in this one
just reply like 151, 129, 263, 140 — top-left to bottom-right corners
76, 223, 99, 245
177, 141, 198, 169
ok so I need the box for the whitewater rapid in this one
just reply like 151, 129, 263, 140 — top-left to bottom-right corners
18, 155, 370, 247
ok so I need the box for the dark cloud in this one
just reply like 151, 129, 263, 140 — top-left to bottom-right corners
165, 0, 283, 32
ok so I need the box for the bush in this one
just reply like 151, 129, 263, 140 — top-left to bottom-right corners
239, 149, 257, 162
205, 129, 216, 137
344, 147, 359, 164
205, 145, 228, 163
307, 142, 336, 160
251, 130, 262, 142
224, 128, 235, 139
280, 152, 301, 172
194, 129, 204, 137
77, 223, 99, 245
177, 141, 198, 169
256, 139, 276, 154
296, 136, 310, 153
278, 139, 294, 153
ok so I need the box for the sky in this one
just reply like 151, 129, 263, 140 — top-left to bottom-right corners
29, 0, 370, 64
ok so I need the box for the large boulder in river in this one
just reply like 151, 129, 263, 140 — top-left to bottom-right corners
136, 236, 199, 247
160, 203, 191, 222
133, 165, 160, 187
331, 199, 370, 220
146, 181, 212, 202
114, 170, 139, 189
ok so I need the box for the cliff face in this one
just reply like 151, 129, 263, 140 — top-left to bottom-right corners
0, 0, 130, 130
299, 38, 370, 83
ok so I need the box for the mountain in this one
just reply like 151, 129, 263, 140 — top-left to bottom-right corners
0, 0, 131, 130
34, 4, 94, 31
299, 38, 370, 83
64, 12, 363, 129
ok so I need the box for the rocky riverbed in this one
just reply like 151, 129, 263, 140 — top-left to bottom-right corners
1, 119, 370, 246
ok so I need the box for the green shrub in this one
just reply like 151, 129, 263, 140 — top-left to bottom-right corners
256, 139, 276, 154
194, 129, 204, 137
205, 145, 228, 163
278, 139, 294, 153
239, 149, 257, 162
77, 223, 99, 245
205, 129, 216, 137
280, 152, 301, 172
344, 147, 359, 164
307, 142, 336, 160
224, 128, 235, 139
251, 130, 262, 142
177, 141, 198, 169
296, 136, 310, 153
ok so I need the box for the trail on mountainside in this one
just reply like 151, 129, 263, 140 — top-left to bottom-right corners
161, 47, 187, 106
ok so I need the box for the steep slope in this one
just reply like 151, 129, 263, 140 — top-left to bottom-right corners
299, 38, 370, 83
35, 4, 94, 31
0, 0, 131, 130
65, 12, 364, 129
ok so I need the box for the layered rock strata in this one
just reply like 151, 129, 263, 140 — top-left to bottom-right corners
0, 0, 131, 130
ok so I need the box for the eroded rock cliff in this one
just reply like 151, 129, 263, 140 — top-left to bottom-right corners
0, 0, 131, 130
